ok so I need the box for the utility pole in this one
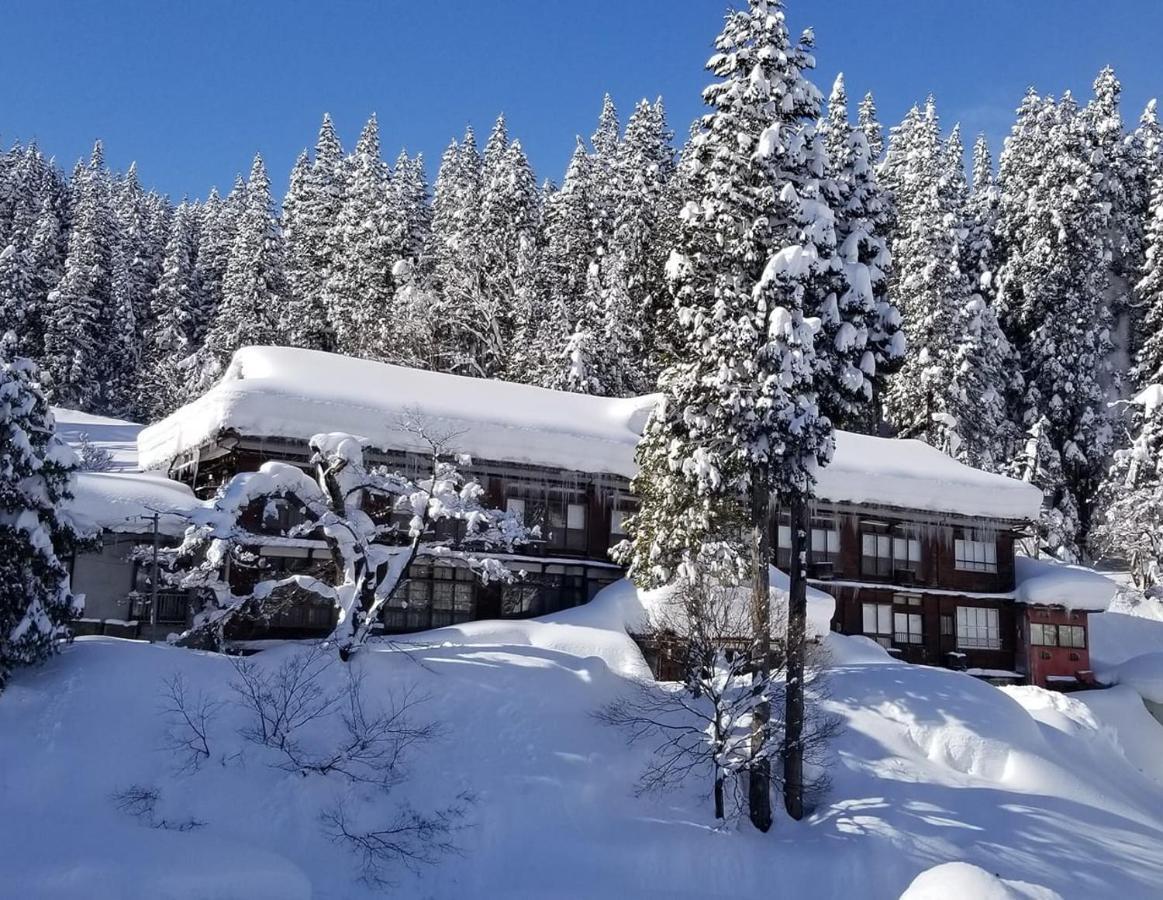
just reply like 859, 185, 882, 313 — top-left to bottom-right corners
148, 511, 160, 642
784, 494, 809, 820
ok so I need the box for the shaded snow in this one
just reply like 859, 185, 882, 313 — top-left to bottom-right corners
52, 407, 143, 471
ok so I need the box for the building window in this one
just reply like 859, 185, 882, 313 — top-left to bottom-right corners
893, 530, 922, 572
1030, 623, 1058, 646
384, 561, 476, 631
811, 516, 841, 563
894, 611, 923, 644
956, 606, 1001, 650
954, 536, 997, 573
1059, 624, 1086, 649
506, 497, 526, 522
862, 602, 893, 648
861, 527, 893, 577
610, 509, 627, 536
940, 614, 954, 637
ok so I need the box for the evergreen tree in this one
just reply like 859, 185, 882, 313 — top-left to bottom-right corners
203, 155, 292, 368
42, 144, 114, 411
321, 116, 392, 358
858, 91, 884, 161
996, 91, 1114, 559
0, 336, 82, 690
819, 74, 904, 431
881, 99, 966, 451
192, 184, 238, 331
623, 0, 840, 828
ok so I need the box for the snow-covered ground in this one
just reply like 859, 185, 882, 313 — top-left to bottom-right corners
5, 581, 1163, 899
52, 407, 143, 471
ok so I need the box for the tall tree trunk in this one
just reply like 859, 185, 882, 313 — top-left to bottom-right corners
784, 492, 809, 820
748, 464, 773, 833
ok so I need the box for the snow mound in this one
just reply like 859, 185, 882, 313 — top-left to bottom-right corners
1098, 652, 1163, 704
1014, 556, 1119, 611
1090, 611, 1163, 669
899, 862, 1062, 900
69, 471, 198, 536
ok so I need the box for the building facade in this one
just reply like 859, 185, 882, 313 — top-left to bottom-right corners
111, 346, 1110, 687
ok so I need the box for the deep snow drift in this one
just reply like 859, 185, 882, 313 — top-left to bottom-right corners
4, 582, 1163, 899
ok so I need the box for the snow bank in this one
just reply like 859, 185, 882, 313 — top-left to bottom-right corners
69, 471, 198, 536
1098, 652, 1163, 704
137, 346, 659, 477
52, 407, 142, 471
1090, 611, 1163, 669
138, 347, 1041, 522
1013, 556, 1119, 611
899, 862, 1062, 900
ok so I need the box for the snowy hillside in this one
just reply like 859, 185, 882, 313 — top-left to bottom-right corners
4, 582, 1163, 899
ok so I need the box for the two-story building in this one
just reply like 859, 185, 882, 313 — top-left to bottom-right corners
120, 345, 1112, 687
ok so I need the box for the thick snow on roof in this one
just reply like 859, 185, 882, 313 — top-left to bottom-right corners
138, 346, 1041, 521
817, 431, 1043, 521
1013, 556, 1120, 612
137, 347, 658, 478
52, 407, 142, 471
69, 472, 198, 536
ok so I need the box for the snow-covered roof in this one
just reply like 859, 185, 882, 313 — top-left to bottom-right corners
69, 472, 198, 536
138, 347, 1042, 522
137, 347, 658, 479
53, 407, 143, 471
1013, 556, 1120, 612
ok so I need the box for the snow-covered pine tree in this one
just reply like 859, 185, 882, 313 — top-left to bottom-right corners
322, 115, 392, 359
284, 114, 344, 351
42, 143, 114, 411
102, 241, 141, 417
0, 241, 34, 350
191, 186, 234, 332
1133, 134, 1163, 392
386, 150, 431, 271
881, 99, 966, 452
624, 0, 839, 827
996, 91, 1114, 559
1126, 99, 1163, 365
203, 155, 292, 370
857, 91, 884, 161
819, 74, 904, 432
0, 335, 83, 690
25, 196, 67, 360
137, 200, 205, 419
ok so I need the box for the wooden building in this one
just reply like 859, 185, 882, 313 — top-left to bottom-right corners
131, 346, 1115, 687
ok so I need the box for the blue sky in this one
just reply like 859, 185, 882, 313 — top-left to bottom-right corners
2, 1, 1161, 200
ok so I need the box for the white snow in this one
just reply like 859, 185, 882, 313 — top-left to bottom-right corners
69, 471, 198, 536
52, 407, 143, 471
138, 347, 1043, 522
1013, 556, 1120, 611
899, 862, 1061, 900
6, 578, 1163, 898
137, 346, 659, 478
1097, 652, 1163, 705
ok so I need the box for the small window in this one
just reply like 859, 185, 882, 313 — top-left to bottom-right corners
957, 606, 1001, 649
1030, 623, 1058, 646
506, 498, 526, 522
810, 516, 840, 561
940, 614, 954, 636
894, 611, 923, 644
610, 509, 627, 535
1059, 624, 1086, 649
862, 602, 893, 648
567, 503, 586, 531
861, 529, 893, 577
955, 537, 998, 573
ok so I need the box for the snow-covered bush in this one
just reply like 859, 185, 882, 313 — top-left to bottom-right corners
165, 417, 531, 656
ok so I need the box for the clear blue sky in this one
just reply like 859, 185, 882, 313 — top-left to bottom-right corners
2, 1, 1161, 200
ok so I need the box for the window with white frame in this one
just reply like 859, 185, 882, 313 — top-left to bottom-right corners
954, 535, 997, 573
861, 526, 894, 577
811, 515, 841, 563
956, 605, 1000, 649
893, 530, 922, 571
894, 611, 923, 644
862, 602, 893, 648
506, 497, 526, 522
